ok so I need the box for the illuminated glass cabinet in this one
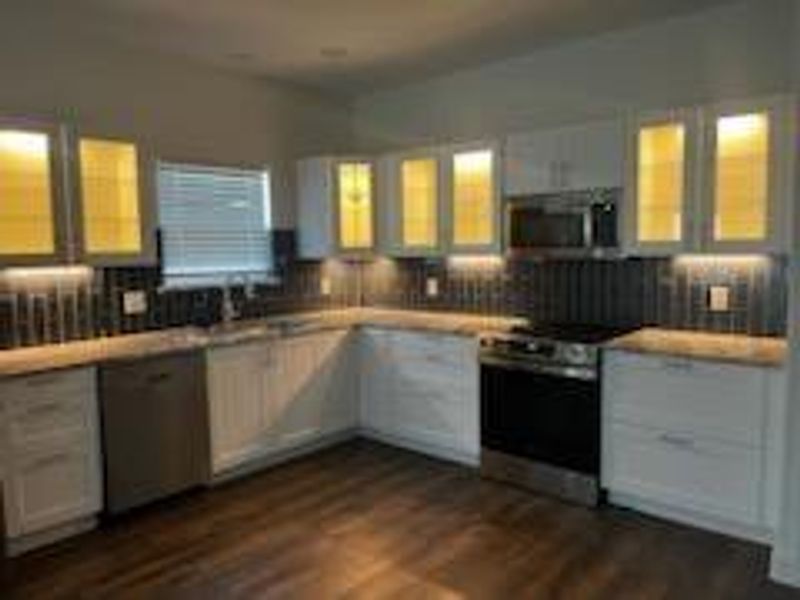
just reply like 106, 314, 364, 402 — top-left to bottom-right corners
0, 119, 68, 265
72, 134, 156, 265
297, 156, 376, 258
446, 142, 501, 254
625, 96, 791, 255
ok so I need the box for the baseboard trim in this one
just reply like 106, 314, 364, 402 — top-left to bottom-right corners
209, 428, 359, 486
6, 516, 97, 557
608, 491, 772, 545
359, 428, 479, 468
770, 557, 800, 587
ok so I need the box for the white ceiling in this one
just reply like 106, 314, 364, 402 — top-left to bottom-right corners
26, 0, 741, 95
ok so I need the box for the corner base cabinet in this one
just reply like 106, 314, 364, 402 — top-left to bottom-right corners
601, 350, 786, 542
359, 328, 480, 465
0, 368, 103, 555
206, 329, 358, 477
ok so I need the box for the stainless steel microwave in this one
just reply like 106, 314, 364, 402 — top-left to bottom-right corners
505, 188, 621, 256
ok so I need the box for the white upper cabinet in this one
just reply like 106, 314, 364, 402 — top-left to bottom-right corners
445, 141, 502, 254
504, 119, 625, 196
624, 96, 795, 256
384, 148, 444, 257
297, 156, 376, 259
700, 96, 793, 254
381, 141, 501, 256
623, 108, 701, 256
0, 119, 69, 266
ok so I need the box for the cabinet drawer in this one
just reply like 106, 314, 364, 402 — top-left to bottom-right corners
7, 393, 92, 445
369, 329, 475, 370
603, 422, 762, 527
4, 368, 94, 408
3, 368, 96, 444
604, 352, 766, 447
5, 436, 102, 537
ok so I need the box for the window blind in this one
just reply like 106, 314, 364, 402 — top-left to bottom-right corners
158, 162, 273, 287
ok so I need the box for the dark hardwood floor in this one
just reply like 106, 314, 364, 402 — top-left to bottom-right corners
2, 439, 798, 599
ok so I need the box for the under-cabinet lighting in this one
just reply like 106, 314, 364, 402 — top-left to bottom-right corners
0, 266, 93, 289
447, 255, 505, 271
672, 254, 768, 268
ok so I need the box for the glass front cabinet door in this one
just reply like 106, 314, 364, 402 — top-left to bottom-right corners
701, 96, 792, 253
0, 120, 67, 265
335, 159, 375, 254
624, 109, 700, 255
72, 135, 156, 265
386, 150, 442, 256
446, 142, 501, 254
626, 97, 793, 256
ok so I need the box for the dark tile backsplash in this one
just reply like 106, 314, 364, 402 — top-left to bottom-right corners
363, 256, 787, 337
0, 234, 787, 349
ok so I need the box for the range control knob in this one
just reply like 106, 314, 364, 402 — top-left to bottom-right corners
562, 344, 590, 365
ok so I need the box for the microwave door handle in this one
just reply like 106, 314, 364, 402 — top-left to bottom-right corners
583, 209, 594, 248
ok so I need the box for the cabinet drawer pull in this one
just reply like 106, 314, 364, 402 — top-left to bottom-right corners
662, 359, 693, 371
29, 451, 71, 469
25, 402, 64, 417
658, 432, 696, 449
25, 374, 65, 388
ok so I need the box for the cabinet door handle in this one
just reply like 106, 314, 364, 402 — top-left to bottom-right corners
658, 432, 696, 449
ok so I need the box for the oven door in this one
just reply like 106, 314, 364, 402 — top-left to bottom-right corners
480, 360, 600, 476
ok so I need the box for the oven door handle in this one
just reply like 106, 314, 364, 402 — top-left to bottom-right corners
479, 353, 597, 381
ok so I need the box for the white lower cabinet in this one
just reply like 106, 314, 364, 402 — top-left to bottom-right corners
0, 367, 103, 552
206, 329, 357, 477
272, 329, 357, 450
359, 328, 479, 465
602, 350, 785, 542
207, 341, 274, 474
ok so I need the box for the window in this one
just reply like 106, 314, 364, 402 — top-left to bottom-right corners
158, 162, 273, 287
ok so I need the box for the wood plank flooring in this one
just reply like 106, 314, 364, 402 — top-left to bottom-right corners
1, 439, 798, 599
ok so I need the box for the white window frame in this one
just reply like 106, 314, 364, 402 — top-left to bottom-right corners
157, 161, 276, 289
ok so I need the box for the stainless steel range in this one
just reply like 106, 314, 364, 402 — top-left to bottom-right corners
479, 324, 630, 506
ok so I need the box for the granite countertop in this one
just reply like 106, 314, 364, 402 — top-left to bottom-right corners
0, 308, 525, 378
606, 327, 787, 368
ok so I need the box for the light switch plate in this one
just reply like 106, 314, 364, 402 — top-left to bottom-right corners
426, 277, 440, 298
709, 286, 730, 312
122, 290, 148, 315
320, 277, 332, 296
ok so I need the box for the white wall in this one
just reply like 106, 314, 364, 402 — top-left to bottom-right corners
0, 8, 353, 228
354, 0, 795, 151
772, 0, 800, 587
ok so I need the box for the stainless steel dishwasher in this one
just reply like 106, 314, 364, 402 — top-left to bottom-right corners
99, 351, 210, 514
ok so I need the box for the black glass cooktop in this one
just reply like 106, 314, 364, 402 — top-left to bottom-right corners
508, 323, 637, 345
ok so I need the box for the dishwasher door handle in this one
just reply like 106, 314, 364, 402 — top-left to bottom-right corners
145, 372, 172, 385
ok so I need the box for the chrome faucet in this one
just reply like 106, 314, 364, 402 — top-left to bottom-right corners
221, 273, 249, 325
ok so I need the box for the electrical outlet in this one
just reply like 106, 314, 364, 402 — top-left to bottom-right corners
320, 277, 332, 296
426, 277, 439, 298
709, 286, 730, 312
122, 290, 148, 315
